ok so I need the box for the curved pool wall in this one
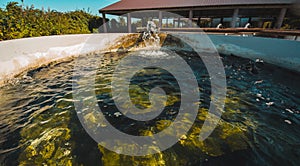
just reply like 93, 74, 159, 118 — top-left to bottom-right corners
0, 34, 126, 83
209, 34, 300, 73
163, 33, 300, 72
0, 33, 300, 83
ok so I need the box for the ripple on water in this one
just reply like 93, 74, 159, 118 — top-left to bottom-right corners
0, 50, 299, 165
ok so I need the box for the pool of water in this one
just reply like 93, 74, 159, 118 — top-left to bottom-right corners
0, 37, 300, 165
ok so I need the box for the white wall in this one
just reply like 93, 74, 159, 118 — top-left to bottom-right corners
1, 33, 299, 83
0, 34, 125, 81
209, 35, 300, 72
162, 33, 300, 73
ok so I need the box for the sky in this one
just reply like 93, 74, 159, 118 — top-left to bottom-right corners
0, 0, 119, 15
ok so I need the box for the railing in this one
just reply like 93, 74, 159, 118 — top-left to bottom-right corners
160, 28, 300, 40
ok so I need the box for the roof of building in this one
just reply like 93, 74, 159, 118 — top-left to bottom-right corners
100, 0, 295, 12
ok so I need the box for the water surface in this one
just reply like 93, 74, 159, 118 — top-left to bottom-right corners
0, 47, 299, 165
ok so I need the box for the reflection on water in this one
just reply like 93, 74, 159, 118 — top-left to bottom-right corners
0, 39, 300, 165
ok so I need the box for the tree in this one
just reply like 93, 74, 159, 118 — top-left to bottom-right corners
0, 2, 102, 40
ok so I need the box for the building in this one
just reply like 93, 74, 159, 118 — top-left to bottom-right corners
99, 0, 298, 33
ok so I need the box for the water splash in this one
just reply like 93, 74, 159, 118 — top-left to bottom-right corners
244, 23, 251, 29
217, 23, 223, 29
142, 20, 161, 49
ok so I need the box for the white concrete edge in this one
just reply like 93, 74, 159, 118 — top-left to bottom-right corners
1, 33, 299, 84
208, 35, 300, 72
160, 33, 300, 73
168, 33, 300, 72
0, 34, 127, 81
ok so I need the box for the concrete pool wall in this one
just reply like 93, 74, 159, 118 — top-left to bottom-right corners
164, 33, 300, 72
0, 33, 300, 82
209, 35, 300, 73
0, 34, 126, 82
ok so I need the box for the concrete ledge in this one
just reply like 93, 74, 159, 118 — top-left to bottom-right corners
0, 34, 126, 81
158, 32, 300, 72
1, 33, 299, 83
209, 34, 300, 72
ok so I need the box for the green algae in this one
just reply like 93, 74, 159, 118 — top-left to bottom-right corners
127, 84, 180, 112
89, 52, 255, 164
99, 144, 166, 166
17, 82, 254, 165
97, 97, 254, 165
18, 99, 75, 165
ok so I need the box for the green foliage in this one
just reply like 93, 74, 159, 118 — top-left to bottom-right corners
0, 1, 102, 41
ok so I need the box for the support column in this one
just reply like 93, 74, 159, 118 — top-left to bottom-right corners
231, 8, 239, 28
209, 18, 212, 27
142, 17, 146, 27
275, 8, 287, 29
158, 11, 163, 29
166, 17, 169, 28
127, 13, 132, 33
102, 13, 107, 33
173, 19, 176, 28
189, 10, 193, 28
248, 17, 252, 23
197, 17, 201, 27
220, 17, 224, 24
177, 17, 181, 28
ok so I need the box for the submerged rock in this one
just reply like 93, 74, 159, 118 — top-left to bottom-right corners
18, 99, 75, 165
19, 128, 73, 165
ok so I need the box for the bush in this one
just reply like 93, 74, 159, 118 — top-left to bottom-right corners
0, 2, 103, 41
